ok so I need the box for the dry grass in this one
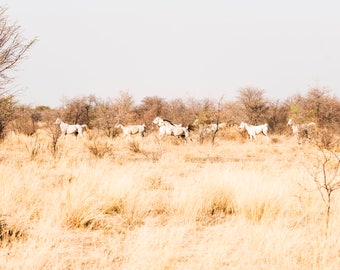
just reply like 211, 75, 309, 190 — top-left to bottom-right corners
0, 130, 339, 269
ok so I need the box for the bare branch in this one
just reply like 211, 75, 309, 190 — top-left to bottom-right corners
0, 6, 36, 91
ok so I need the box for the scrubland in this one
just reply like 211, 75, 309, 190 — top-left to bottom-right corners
0, 129, 339, 269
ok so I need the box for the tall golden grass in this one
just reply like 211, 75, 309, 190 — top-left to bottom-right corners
0, 130, 339, 269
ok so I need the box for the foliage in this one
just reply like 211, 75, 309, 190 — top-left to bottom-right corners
59, 96, 95, 126
266, 100, 289, 134
136, 96, 168, 129
287, 88, 340, 132
91, 99, 118, 138
10, 105, 42, 136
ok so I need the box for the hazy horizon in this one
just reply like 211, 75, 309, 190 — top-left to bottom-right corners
3, 0, 340, 108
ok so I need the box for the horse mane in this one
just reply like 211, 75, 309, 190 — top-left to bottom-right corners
163, 119, 175, 126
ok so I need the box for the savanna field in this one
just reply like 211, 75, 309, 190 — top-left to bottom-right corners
0, 128, 339, 270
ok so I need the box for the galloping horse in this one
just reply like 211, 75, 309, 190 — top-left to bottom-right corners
55, 118, 88, 139
153, 117, 192, 142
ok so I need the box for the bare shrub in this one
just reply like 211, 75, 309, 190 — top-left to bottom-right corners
59, 96, 94, 126
42, 113, 61, 157
237, 87, 269, 124
91, 100, 119, 138
128, 140, 141, 153
0, 95, 15, 140
48, 131, 60, 157
86, 137, 113, 158
112, 91, 136, 124
316, 128, 338, 150
136, 96, 169, 127
287, 88, 340, 135
25, 135, 41, 160
0, 7, 36, 139
10, 117, 36, 136
307, 145, 340, 229
9, 105, 42, 136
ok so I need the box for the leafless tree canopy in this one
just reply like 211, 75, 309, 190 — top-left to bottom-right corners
0, 6, 36, 139
237, 87, 269, 125
0, 7, 36, 92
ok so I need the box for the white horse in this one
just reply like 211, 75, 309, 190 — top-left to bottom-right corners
153, 117, 175, 137
287, 119, 316, 143
55, 118, 88, 139
239, 121, 269, 141
116, 123, 146, 137
153, 117, 191, 142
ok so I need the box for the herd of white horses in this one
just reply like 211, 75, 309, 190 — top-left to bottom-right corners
54, 117, 317, 143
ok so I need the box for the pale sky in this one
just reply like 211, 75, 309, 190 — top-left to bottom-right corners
3, 0, 340, 108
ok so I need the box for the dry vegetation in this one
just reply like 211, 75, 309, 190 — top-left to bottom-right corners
0, 129, 339, 270
1, 5, 340, 268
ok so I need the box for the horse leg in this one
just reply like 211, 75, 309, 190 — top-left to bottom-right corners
263, 131, 269, 140
248, 133, 252, 141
